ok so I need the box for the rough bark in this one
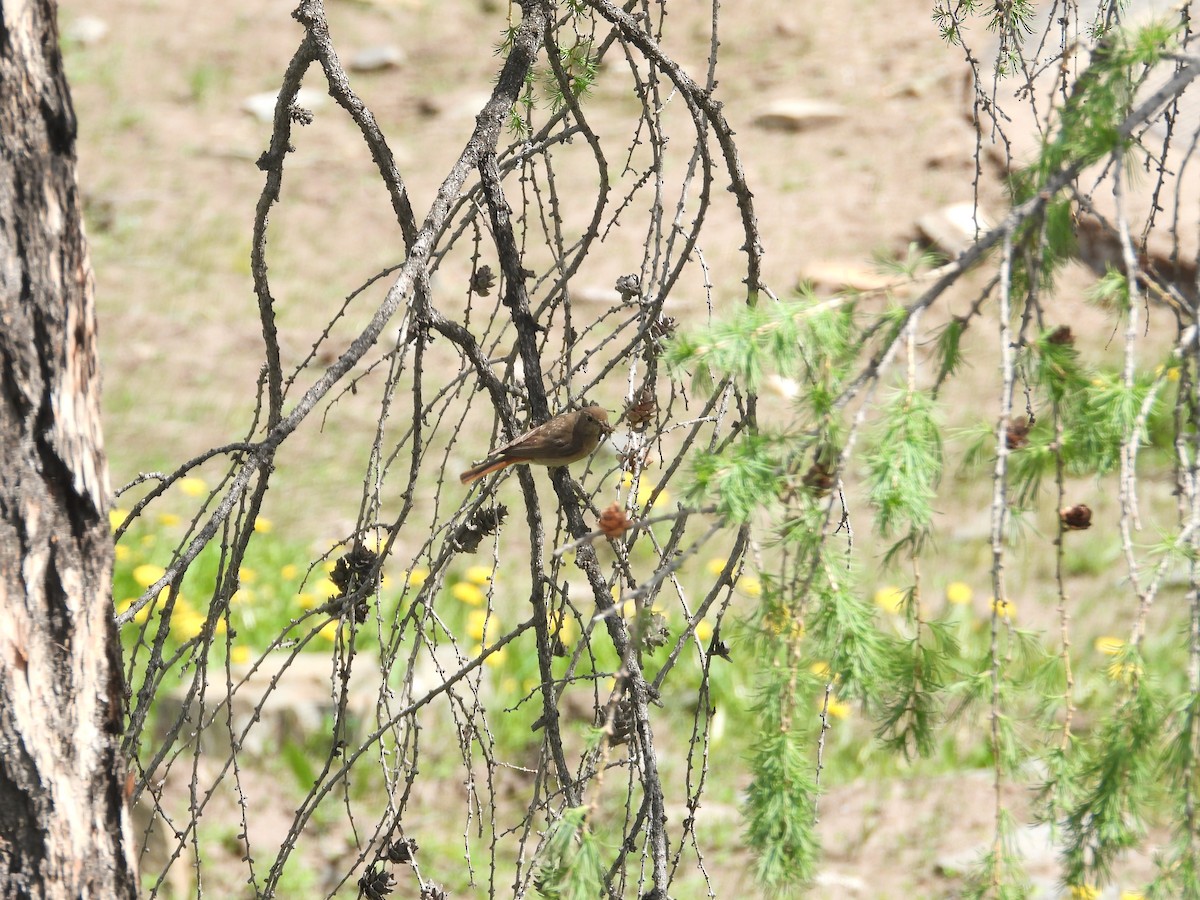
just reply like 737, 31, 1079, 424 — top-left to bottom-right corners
0, 0, 138, 896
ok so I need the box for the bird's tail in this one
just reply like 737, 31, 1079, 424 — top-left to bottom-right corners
459, 457, 511, 485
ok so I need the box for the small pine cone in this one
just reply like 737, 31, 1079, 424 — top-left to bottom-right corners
1046, 325, 1074, 345
598, 503, 632, 538
1005, 417, 1033, 450
618, 447, 650, 472
453, 504, 508, 552
385, 837, 418, 864
331, 543, 380, 595
648, 315, 677, 340
602, 696, 636, 744
615, 273, 642, 301
802, 461, 836, 496
626, 387, 657, 431
1059, 504, 1092, 530
358, 864, 395, 900
470, 264, 496, 296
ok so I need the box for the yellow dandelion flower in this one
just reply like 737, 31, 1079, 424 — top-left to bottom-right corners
114, 544, 132, 563
239, 567, 258, 584
408, 566, 429, 588
230, 645, 252, 665
1107, 659, 1144, 683
381, 574, 393, 591
1121, 892, 1146, 900
874, 585, 905, 614
169, 600, 205, 641
485, 645, 509, 668
322, 559, 336, 574
810, 661, 831, 679
230, 588, 255, 605
280, 563, 299, 580
550, 611, 578, 647
945, 582, 973, 605
706, 558, 729, 576
763, 608, 805, 640
171, 612, 206, 641
132, 564, 165, 588
178, 476, 208, 497
467, 609, 491, 642
452, 582, 485, 606
1070, 886, 1099, 900
695, 620, 714, 644
118, 596, 152, 624
620, 598, 638, 618
501, 677, 518, 694
621, 472, 669, 509
156, 512, 181, 528
1168, 367, 1181, 382
737, 576, 763, 598
611, 584, 623, 604
319, 621, 338, 642
989, 597, 1016, 620
297, 592, 318, 610
642, 482, 669, 508
315, 578, 340, 599
253, 517, 272, 534
1095, 636, 1125, 656
109, 508, 130, 532
140, 534, 156, 549
465, 565, 493, 586
825, 697, 852, 720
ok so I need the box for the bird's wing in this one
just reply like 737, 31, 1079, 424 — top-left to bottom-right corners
500, 426, 575, 460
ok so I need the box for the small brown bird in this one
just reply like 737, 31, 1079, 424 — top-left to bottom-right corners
459, 406, 611, 485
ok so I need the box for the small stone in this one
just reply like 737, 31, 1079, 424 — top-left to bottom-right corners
935, 823, 1058, 879
415, 96, 443, 118
916, 202, 994, 257
775, 16, 801, 38
763, 374, 800, 399
348, 45, 405, 72
753, 99, 847, 132
812, 871, 867, 895
572, 285, 623, 306
801, 260, 894, 294
241, 88, 328, 124
65, 15, 109, 47
887, 71, 946, 100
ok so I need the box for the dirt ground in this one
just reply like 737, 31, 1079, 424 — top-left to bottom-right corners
57, 0, 1174, 896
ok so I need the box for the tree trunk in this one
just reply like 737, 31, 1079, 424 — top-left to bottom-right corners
0, 1, 138, 896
